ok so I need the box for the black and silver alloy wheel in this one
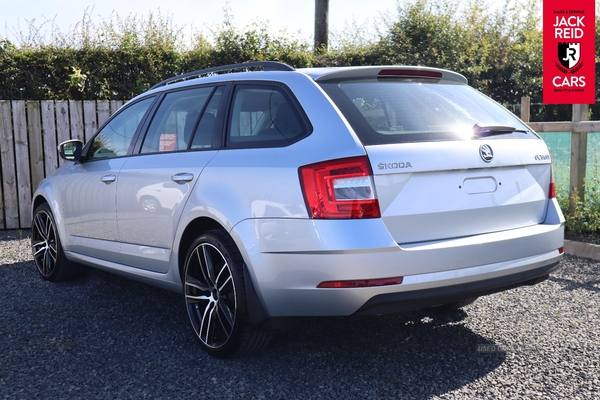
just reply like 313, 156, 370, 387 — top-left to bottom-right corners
185, 240, 237, 350
32, 207, 58, 277
183, 229, 272, 358
31, 203, 79, 282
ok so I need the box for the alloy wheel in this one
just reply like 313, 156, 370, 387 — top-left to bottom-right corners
31, 209, 58, 278
184, 242, 237, 349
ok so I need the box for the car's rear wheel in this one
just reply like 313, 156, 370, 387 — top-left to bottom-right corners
31, 203, 80, 282
183, 229, 272, 358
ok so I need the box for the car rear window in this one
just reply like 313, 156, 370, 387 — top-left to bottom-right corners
319, 79, 532, 145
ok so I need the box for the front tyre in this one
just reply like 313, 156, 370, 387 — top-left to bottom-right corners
183, 229, 272, 358
31, 203, 80, 282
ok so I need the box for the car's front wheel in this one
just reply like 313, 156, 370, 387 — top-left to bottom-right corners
183, 229, 272, 358
31, 203, 80, 281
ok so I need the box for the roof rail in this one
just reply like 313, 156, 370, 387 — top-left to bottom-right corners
150, 61, 295, 89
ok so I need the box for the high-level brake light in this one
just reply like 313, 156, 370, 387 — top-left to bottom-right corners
378, 69, 443, 79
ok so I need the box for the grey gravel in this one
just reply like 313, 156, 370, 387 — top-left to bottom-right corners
1, 230, 598, 399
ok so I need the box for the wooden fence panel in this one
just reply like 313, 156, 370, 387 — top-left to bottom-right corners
41, 101, 58, 177
83, 100, 97, 143
56, 101, 70, 167
0, 101, 18, 229
12, 101, 32, 228
27, 101, 46, 198
97, 101, 111, 127
69, 100, 84, 141
111, 100, 124, 115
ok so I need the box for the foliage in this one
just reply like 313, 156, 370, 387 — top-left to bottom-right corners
558, 181, 600, 235
0, 0, 598, 118
557, 161, 600, 236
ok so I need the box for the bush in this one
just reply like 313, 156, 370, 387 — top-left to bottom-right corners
558, 175, 600, 236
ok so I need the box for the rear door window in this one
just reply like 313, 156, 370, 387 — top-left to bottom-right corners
140, 86, 222, 153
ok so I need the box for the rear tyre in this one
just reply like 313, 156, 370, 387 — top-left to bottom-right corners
31, 203, 80, 282
427, 297, 478, 311
183, 229, 272, 358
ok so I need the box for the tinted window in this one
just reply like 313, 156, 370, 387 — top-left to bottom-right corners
227, 85, 308, 148
190, 87, 223, 149
90, 97, 154, 159
141, 87, 216, 154
320, 80, 531, 145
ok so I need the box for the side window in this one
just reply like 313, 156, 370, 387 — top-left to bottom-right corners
141, 87, 215, 154
227, 85, 308, 148
190, 87, 223, 149
90, 97, 154, 160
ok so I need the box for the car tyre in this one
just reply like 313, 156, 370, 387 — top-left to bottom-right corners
183, 229, 272, 358
31, 203, 80, 282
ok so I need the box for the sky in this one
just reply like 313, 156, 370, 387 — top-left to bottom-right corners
0, 0, 401, 45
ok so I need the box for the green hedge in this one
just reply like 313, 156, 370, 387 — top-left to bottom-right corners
1, 0, 599, 121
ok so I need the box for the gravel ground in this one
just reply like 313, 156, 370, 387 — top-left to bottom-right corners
1, 230, 598, 399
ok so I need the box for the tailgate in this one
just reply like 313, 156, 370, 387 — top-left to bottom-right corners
367, 139, 554, 244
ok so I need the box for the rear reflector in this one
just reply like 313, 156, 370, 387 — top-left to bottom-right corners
378, 69, 443, 79
558, 247, 564, 255
317, 276, 404, 288
299, 156, 380, 219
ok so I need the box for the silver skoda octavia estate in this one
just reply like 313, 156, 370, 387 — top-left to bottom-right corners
31, 61, 564, 357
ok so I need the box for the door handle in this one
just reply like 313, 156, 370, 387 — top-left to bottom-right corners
171, 173, 194, 183
101, 174, 117, 183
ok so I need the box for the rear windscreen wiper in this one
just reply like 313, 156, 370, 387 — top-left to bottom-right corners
472, 124, 528, 137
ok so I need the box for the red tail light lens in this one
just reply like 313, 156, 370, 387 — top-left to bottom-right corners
549, 166, 556, 199
549, 182, 556, 199
299, 156, 380, 219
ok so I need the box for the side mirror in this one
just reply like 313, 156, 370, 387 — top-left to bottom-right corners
58, 139, 84, 162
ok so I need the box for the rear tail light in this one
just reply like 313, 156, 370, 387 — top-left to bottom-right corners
549, 166, 556, 199
549, 182, 556, 199
299, 156, 381, 219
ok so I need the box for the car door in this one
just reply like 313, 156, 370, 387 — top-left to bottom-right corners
59, 97, 155, 263
116, 86, 224, 273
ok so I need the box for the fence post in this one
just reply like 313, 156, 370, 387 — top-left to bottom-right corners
520, 97, 530, 123
569, 104, 589, 213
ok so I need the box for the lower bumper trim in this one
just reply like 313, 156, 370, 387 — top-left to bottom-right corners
353, 259, 561, 315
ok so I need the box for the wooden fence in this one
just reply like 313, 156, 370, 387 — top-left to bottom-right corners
0, 100, 123, 230
0, 98, 598, 230
520, 98, 597, 214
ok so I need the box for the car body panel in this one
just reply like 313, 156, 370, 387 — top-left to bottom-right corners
55, 158, 129, 263
116, 151, 218, 272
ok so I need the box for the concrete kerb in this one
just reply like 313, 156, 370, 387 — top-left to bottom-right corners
564, 240, 600, 262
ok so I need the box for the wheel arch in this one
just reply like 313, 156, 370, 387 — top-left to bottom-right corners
177, 216, 271, 326
177, 217, 224, 279
32, 194, 48, 212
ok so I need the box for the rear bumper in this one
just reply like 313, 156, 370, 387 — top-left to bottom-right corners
232, 218, 564, 317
